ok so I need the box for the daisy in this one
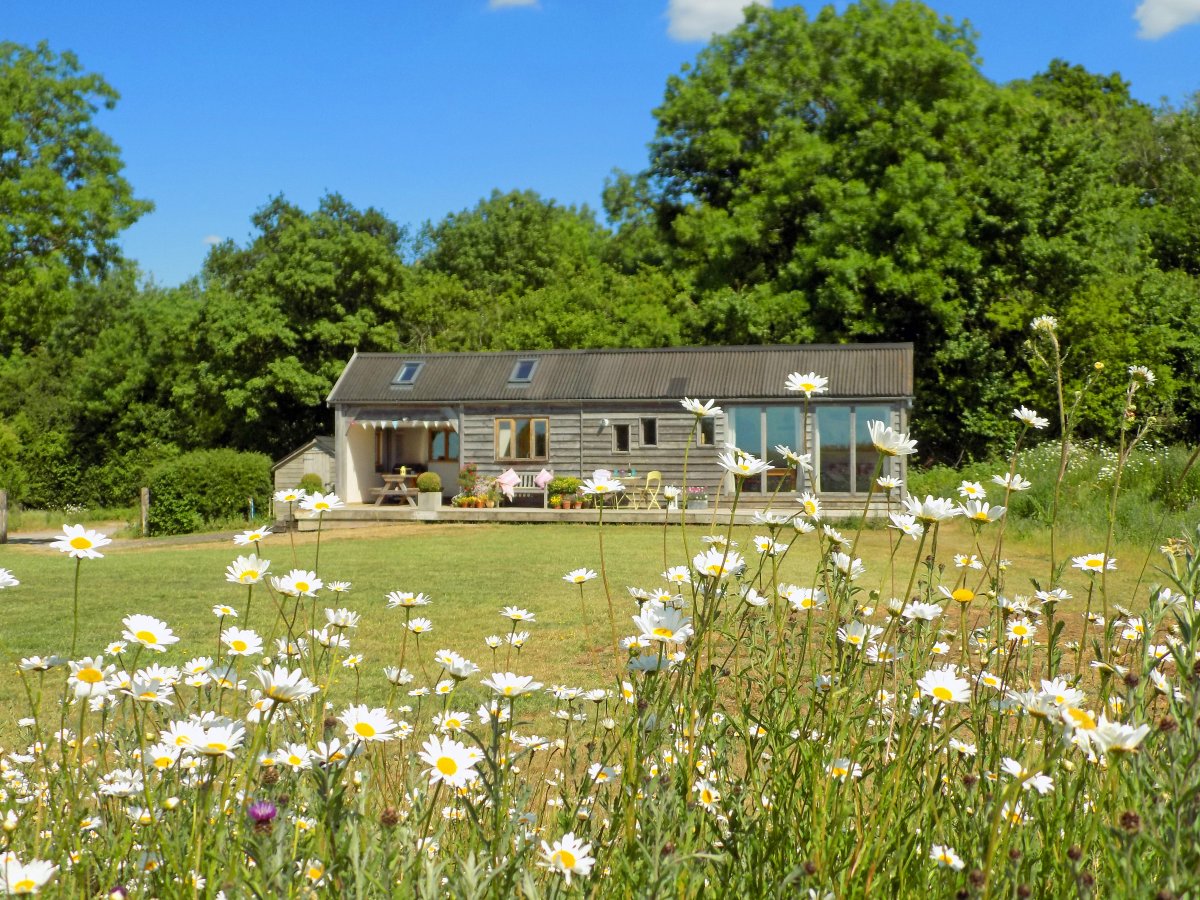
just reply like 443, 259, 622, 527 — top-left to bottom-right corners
680, 398, 721, 418
481, 673, 544, 697
781, 585, 827, 611
324, 607, 360, 630
273, 488, 308, 504
0, 857, 58, 894
386, 591, 431, 608
278, 742, 314, 771
418, 735, 480, 787
775, 445, 814, 472
992, 472, 1033, 491
1006, 618, 1036, 642
1072, 553, 1116, 574
225, 555, 269, 585
0, 569, 19, 589
797, 492, 822, 518
902, 495, 960, 524
433, 650, 479, 680
326, 580, 352, 593
877, 474, 902, 490
1094, 719, 1151, 755
190, 723, 247, 759
785, 371, 828, 397
254, 665, 319, 703
300, 491, 344, 515
866, 421, 917, 456
888, 513, 924, 541
958, 481, 986, 499
718, 448, 771, 478
692, 548, 745, 579
930, 845, 965, 870
1012, 406, 1049, 429
694, 779, 721, 813
221, 627, 264, 657
50, 524, 110, 559
233, 527, 272, 546
539, 832, 595, 885
902, 601, 943, 621
122, 615, 180, 652
274, 569, 323, 596
959, 500, 1005, 523
1128, 365, 1155, 384
662, 566, 691, 585
433, 710, 471, 733
212, 604, 237, 618
827, 758, 863, 781
938, 586, 976, 605
917, 667, 971, 704
579, 473, 623, 496
563, 568, 597, 585
339, 705, 397, 742
407, 617, 433, 635
632, 606, 694, 644
831, 552, 865, 581
500, 606, 536, 622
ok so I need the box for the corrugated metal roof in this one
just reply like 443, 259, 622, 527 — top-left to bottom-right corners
327, 344, 913, 405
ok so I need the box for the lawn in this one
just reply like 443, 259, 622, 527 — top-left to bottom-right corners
0, 517, 1164, 733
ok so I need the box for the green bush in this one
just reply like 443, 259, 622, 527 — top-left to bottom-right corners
416, 471, 442, 493
298, 472, 325, 495
547, 476, 581, 498
147, 449, 272, 536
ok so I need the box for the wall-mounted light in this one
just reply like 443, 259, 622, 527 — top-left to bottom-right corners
601, 418, 610, 427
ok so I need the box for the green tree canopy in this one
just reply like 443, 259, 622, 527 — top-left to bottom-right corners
0, 41, 151, 354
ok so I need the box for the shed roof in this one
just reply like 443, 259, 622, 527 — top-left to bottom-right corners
271, 435, 335, 471
327, 344, 913, 406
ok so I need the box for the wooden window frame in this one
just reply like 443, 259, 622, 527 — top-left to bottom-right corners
493, 417, 550, 462
613, 423, 632, 453
428, 429, 459, 462
640, 417, 658, 447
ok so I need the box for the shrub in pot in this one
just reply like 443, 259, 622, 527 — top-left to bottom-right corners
416, 472, 442, 493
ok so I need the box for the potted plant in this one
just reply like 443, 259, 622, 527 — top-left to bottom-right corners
458, 462, 478, 495
416, 471, 442, 512
682, 486, 709, 510
548, 494, 563, 510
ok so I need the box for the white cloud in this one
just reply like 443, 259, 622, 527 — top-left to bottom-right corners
666, 0, 770, 41
202, 235, 221, 245
1135, 0, 1200, 38
488, 0, 538, 9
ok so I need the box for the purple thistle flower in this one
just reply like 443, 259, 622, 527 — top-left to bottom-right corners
248, 799, 277, 825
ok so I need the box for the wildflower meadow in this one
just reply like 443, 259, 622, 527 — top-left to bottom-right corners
1, 319, 1199, 898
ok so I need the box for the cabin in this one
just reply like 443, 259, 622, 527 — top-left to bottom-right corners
272, 436, 336, 493
325, 344, 914, 508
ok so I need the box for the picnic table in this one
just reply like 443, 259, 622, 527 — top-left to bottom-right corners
371, 472, 418, 506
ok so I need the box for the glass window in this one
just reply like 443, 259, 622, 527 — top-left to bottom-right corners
731, 407, 762, 457
494, 418, 549, 461
699, 417, 716, 446
429, 430, 459, 462
374, 430, 388, 471
509, 359, 537, 384
613, 423, 631, 452
855, 405, 893, 492
391, 361, 423, 385
640, 418, 658, 446
817, 407, 852, 493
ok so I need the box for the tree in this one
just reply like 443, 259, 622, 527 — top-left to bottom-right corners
0, 42, 151, 354
184, 195, 407, 457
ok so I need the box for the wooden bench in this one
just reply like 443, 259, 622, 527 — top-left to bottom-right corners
511, 472, 548, 507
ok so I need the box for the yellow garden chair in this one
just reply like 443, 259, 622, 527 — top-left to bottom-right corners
639, 471, 662, 509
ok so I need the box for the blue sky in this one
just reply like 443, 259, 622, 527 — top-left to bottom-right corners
7, 0, 1200, 285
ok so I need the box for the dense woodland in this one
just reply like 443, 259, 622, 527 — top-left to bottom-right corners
2, 0, 1200, 508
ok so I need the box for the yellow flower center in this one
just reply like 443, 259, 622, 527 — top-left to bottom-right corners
13, 878, 37, 892
295, 581, 310, 592
1067, 708, 1096, 730
136, 630, 158, 644
1012, 625, 1028, 636
503, 686, 515, 696
241, 571, 258, 582
1086, 559, 1101, 568
288, 755, 302, 766
69, 536, 92, 550
154, 757, 173, 769
804, 501, 817, 515
832, 767, 848, 778
554, 849, 576, 869
354, 722, 376, 738
436, 756, 458, 776
207, 742, 228, 753
77, 668, 103, 684
231, 640, 248, 652
653, 627, 675, 639
307, 866, 323, 881
932, 686, 954, 702
951, 588, 974, 603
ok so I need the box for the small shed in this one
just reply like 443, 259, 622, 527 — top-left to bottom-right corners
272, 436, 335, 493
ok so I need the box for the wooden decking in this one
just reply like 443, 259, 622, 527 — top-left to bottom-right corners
285, 495, 894, 531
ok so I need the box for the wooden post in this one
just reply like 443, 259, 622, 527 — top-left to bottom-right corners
0, 489, 7, 544
140, 487, 150, 537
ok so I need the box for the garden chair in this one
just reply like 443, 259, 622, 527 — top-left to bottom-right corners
638, 471, 662, 509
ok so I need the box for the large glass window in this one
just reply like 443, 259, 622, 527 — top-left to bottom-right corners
817, 407, 852, 493
816, 405, 896, 493
495, 418, 548, 461
855, 405, 893, 492
730, 406, 802, 493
